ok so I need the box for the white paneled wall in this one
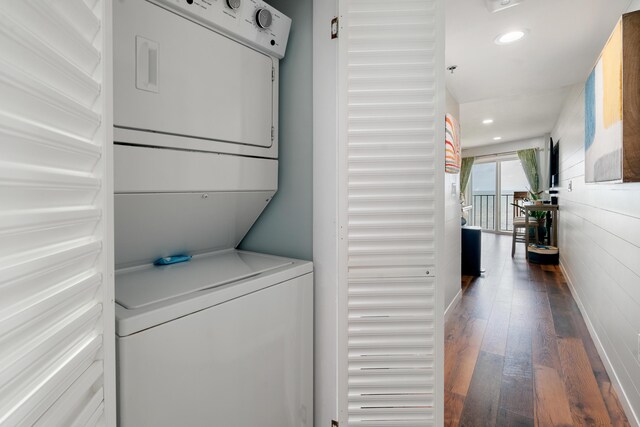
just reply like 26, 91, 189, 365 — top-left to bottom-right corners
552, 82, 640, 425
444, 89, 460, 314
312, 0, 340, 425
0, 0, 115, 425
337, 0, 445, 425
443, 170, 460, 315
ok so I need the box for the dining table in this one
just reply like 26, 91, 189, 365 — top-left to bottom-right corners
523, 202, 559, 260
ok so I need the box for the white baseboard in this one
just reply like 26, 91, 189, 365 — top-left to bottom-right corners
444, 288, 463, 323
559, 258, 639, 427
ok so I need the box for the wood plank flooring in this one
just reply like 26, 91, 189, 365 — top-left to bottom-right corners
445, 233, 630, 427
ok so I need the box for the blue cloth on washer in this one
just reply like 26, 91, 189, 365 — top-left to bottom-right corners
153, 255, 192, 266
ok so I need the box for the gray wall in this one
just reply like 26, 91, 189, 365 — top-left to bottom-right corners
239, 0, 313, 260
552, 83, 640, 422
444, 89, 462, 314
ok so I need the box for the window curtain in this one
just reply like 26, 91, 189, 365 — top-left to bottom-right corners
460, 156, 475, 195
517, 149, 540, 194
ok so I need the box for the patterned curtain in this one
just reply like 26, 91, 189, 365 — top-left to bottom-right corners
517, 148, 540, 194
460, 156, 475, 195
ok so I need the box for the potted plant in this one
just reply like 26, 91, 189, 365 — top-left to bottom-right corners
526, 190, 547, 242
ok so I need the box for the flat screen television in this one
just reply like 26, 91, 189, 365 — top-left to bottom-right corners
549, 137, 560, 188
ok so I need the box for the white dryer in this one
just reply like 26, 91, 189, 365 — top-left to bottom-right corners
112, 1, 312, 426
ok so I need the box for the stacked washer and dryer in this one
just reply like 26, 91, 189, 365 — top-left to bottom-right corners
112, 1, 312, 425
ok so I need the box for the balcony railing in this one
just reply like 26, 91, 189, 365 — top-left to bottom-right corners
472, 194, 517, 231
472, 194, 495, 230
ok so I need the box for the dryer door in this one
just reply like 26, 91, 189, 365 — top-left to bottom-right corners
113, 0, 274, 150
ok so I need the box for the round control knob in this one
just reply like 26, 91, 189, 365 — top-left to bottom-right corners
226, 0, 241, 10
255, 8, 273, 29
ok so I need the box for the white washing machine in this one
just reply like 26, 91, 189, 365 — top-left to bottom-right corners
112, 1, 312, 425
115, 251, 313, 427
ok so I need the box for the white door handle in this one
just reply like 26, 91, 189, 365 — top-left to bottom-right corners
136, 36, 159, 93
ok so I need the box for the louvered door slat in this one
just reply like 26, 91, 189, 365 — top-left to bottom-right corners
0, 0, 114, 425
0, 2, 101, 74
339, 0, 443, 425
32, 361, 102, 427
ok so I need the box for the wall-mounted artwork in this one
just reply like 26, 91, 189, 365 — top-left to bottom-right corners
445, 113, 461, 174
585, 11, 640, 183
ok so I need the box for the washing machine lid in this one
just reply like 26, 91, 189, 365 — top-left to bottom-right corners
115, 250, 292, 310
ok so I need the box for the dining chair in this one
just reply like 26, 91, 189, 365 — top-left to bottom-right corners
511, 191, 538, 257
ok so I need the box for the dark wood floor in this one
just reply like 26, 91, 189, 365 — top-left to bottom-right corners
445, 233, 630, 427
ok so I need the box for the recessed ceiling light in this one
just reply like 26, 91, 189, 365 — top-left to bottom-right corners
495, 30, 527, 45
493, 136, 502, 141
485, 0, 526, 13
483, 119, 494, 125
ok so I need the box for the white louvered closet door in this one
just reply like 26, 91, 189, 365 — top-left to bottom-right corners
338, 0, 445, 425
0, 0, 115, 426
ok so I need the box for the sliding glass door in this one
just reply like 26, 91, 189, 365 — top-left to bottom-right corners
469, 156, 529, 233
499, 159, 529, 231
471, 162, 496, 230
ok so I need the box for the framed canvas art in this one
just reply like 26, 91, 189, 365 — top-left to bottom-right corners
585, 11, 640, 183
445, 113, 461, 174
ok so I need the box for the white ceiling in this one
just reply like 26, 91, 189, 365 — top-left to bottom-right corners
446, 0, 633, 148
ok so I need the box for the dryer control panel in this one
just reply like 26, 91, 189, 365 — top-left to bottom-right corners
151, 0, 291, 58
